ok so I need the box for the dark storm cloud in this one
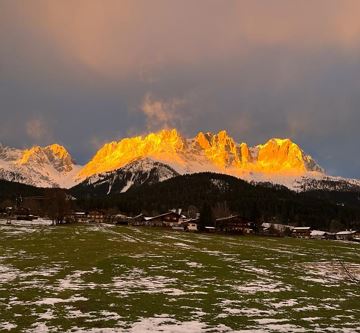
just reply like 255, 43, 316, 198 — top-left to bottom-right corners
0, 0, 360, 177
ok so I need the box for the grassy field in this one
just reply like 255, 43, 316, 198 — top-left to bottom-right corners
0, 222, 359, 332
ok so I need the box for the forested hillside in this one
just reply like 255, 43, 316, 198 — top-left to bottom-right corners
71, 172, 360, 231
0, 179, 44, 203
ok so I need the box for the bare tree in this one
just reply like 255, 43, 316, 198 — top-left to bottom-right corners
331, 247, 359, 284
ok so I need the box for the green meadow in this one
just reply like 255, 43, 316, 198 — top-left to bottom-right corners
0, 222, 359, 332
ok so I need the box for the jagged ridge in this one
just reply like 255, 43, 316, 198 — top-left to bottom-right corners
1, 129, 359, 192
78, 129, 324, 181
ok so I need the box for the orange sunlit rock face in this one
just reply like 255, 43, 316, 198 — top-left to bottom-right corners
78, 129, 185, 178
78, 129, 323, 179
255, 138, 307, 173
18, 144, 75, 172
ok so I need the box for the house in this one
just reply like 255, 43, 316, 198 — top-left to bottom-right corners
325, 232, 337, 240
129, 214, 145, 226
310, 230, 327, 240
204, 226, 216, 233
142, 211, 186, 227
292, 227, 312, 238
112, 214, 132, 225
88, 210, 107, 223
181, 218, 199, 232
72, 212, 89, 223
262, 223, 293, 234
354, 231, 360, 242
12, 207, 33, 221
336, 230, 356, 241
172, 225, 185, 231
216, 215, 254, 234
186, 222, 198, 232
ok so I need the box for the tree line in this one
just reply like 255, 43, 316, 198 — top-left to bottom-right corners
71, 173, 360, 231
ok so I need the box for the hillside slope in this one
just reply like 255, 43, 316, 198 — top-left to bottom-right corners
71, 158, 179, 196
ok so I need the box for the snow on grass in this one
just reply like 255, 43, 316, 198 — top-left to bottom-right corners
20, 264, 63, 279
28, 322, 52, 333
112, 268, 185, 296
0, 218, 53, 226
56, 268, 102, 291
173, 242, 194, 249
186, 262, 203, 268
254, 318, 289, 325
38, 309, 56, 320
0, 322, 17, 331
233, 278, 292, 294
33, 296, 88, 306
63, 318, 232, 333
258, 323, 307, 332
1, 225, 360, 332
298, 261, 360, 284
269, 299, 298, 308
128, 317, 208, 333
0, 264, 19, 283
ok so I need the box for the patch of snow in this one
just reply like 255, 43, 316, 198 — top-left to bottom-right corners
0, 322, 17, 331
0, 264, 19, 283
34, 296, 88, 306
233, 278, 292, 294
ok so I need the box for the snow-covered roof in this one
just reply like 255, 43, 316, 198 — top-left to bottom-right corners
216, 215, 240, 221
310, 230, 327, 236
182, 218, 197, 223
144, 211, 183, 221
336, 230, 356, 235
293, 227, 311, 231
115, 214, 131, 218
262, 223, 294, 230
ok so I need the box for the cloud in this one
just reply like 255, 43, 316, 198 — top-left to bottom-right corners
25, 119, 50, 142
140, 94, 185, 131
1, 1, 360, 177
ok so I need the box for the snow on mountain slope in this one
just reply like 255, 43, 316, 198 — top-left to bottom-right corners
76, 129, 360, 192
1, 129, 359, 192
78, 129, 324, 182
294, 175, 360, 192
0, 143, 81, 188
73, 158, 179, 195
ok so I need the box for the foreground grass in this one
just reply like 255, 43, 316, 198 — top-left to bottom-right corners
0, 223, 359, 332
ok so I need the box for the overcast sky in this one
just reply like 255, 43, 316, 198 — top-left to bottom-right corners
0, 0, 360, 177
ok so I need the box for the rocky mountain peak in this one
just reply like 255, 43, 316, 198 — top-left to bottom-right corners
18, 144, 75, 173
78, 129, 324, 180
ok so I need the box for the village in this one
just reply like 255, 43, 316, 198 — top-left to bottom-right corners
1, 202, 360, 243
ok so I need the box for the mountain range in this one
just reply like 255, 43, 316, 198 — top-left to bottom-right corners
1, 129, 359, 193
0, 143, 81, 188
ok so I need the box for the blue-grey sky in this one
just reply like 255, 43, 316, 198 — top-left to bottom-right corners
0, 0, 360, 177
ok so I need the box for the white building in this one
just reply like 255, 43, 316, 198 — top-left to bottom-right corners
336, 230, 356, 241
187, 222, 198, 232
310, 230, 327, 239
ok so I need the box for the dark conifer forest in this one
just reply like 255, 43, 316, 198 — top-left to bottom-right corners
70, 173, 360, 231
1, 173, 360, 231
